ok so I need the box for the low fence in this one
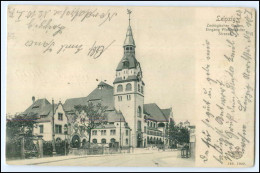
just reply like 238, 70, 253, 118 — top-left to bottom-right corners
70, 146, 131, 156
146, 144, 165, 149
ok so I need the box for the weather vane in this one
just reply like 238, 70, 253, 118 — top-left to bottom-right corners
127, 9, 132, 25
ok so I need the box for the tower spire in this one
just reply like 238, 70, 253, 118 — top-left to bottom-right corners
127, 9, 132, 26
124, 9, 135, 47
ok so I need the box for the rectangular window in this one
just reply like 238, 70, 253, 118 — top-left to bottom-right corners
55, 125, 62, 134
126, 130, 128, 136
127, 95, 131, 101
101, 130, 107, 136
58, 113, 63, 121
92, 130, 97, 136
39, 125, 44, 133
110, 130, 116, 135
137, 121, 142, 132
144, 126, 147, 133
118, 96, 122, 102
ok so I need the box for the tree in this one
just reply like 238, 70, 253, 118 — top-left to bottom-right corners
176, 126, 190, 144
74, 102, 107, 143
6, 114, 37, 158
168, 119, 190, 147
168, 119, 178, 148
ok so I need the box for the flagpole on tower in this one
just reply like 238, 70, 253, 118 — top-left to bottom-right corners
127, 9, 132, 26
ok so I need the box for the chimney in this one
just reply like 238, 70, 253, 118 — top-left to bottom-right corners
32, 96, 35, 104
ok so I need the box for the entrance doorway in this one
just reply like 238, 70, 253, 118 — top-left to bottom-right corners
137, 133, 142, 148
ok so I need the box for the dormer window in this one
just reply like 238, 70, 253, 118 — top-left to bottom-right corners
123, 61, 129, 68
32, 105, 40, 109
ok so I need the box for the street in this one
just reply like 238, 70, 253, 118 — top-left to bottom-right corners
7, 150, 195, 167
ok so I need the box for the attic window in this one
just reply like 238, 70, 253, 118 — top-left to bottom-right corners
123, 61, 129, 68
32, 105, 40, 109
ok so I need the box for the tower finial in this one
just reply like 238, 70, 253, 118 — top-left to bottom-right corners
127, 9, 132, 26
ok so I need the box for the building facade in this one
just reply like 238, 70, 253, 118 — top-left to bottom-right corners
21, 98, 68, 142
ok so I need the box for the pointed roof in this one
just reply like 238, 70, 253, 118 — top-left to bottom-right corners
161, 108, 172, 120
21, 98, 60, 122
124, 25, 135, 47
64, 82, 114, 112
143, 103, 168, 122
98, 81, 112, 88
22, 98, 52, 118
116, 54, 139, 71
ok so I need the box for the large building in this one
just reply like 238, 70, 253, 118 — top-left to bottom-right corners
20, 98, 68, 142
20, 13, 173, 149
63, 14, 173, 148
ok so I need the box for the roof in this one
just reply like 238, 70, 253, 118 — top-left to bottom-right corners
144, 103, 168, 122
64, 82, 114, 112
116, 24, 139, 71
94, 124, 116, 129
21, 98, 59, 122
161, 108, 172, 120
104, 110, 125, 122
116, 54, 139, 71
124, 25, 135, 47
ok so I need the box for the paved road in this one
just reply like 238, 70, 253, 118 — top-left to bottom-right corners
29, 151, 194, 167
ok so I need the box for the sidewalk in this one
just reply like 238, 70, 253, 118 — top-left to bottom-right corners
6, 149, 158, 166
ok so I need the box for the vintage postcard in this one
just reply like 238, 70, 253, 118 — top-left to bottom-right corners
5, 5, 256, 168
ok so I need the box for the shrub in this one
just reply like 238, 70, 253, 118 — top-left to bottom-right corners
43, 141, 53, 156
55, 140, 69, 155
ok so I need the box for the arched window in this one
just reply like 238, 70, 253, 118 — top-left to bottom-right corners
141, 86, 144, 94
71, 135, 81, 148
126, 83, 132, 91
154, 122, 156, 128
92, 139, 97, 144
117, 85, 123, 92
110, 138, 116, 143
56, 137, 62, 143
126, 139, 128, 145
138, 106, 142, 118
147, 121, 150, 127
101, 138, 106, 144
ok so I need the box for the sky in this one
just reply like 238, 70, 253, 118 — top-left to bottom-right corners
7, 6, 196, 124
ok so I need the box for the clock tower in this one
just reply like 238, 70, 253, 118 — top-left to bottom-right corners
113, 10, 145, 148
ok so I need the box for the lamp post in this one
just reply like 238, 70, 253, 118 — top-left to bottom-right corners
119, 117, 122, 153
64, 125, 68, 156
